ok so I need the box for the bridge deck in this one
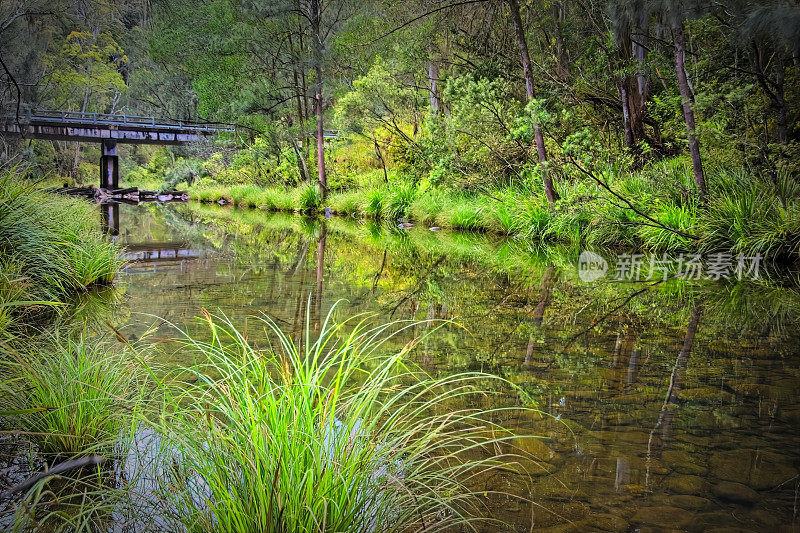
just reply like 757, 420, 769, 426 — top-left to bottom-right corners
1, 109, 234, 145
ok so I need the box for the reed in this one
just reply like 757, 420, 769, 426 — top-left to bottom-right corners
0, 173, 122, 333
297, 183, 322, 213
149, 307, 535, 532
0, 334, 147, 456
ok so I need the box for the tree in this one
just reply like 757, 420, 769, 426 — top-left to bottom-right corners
507, 0, 559, 206
310, 0, 326, 199
44, 30, 127, 175
609, 0, 653, 151
335, 61, 418, 181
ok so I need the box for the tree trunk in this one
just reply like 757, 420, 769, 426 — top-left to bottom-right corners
310, 0, 326, 199
633, 7, 649, 140
532, 265, 557, 327
288, 31, 305, 122
525, 265, 557, 365
290, 135, 310, 183
775, 52, 788, 145
73, 85, 91, 178
619, 81, 634, 149
552, 2, 569, 79
314, 222, 327, 331
428, 59, 440, 114
666, 301, 702, 404
672, 22, 707, 203
508, 0, 558, 206
374, 138, 388, 182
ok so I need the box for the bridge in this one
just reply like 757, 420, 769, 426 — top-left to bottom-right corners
1, 109, 234, 189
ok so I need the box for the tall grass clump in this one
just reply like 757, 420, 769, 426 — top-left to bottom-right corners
363, 188, 386, 219
230, 185, 263, 208
192, 185, 231, 204
0, 173, 122, 332
327, 189, 364, 217
513, 199, 552, 242
297, 184, 322, 213
637, 203, 697, 252
409, 190, 445, 225
384, 182, 416, 220
0, 335, 147, 456
486, 202, 517, 235
256, 187, 295, 212
150, 309, 536, 532
0, 258, 34, 338
439, 196, 486, 231
700, 171, 800, 258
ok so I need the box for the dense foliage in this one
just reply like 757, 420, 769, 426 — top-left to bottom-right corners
1, 1, 799, 254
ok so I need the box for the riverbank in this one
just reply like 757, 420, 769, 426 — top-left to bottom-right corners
0, 173, 123, 337
180, 164, 800, 261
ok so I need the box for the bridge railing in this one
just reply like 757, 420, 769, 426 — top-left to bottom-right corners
4, 108, 235, 133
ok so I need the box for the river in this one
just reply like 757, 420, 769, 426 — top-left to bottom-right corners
82, 202, 800, 530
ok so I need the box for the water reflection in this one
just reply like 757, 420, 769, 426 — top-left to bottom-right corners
101, 202, 120, 237
99, 204, 800, 529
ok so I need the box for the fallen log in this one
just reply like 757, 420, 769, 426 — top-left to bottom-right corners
0, 455, 106, 499
110, 187, 138, 196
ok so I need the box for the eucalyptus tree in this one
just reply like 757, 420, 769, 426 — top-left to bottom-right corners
507, 0, 559, 206
608, 0, 653, 152
612, 0, 710, 202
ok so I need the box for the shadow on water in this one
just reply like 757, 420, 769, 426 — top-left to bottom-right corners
3, 201, 800, 531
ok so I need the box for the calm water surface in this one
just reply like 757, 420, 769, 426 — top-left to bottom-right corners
106, 202, 800, 531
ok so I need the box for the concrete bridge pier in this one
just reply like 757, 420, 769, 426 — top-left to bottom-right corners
100, 140, 118, 189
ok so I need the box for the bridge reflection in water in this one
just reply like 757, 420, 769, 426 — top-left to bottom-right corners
101, 202, 208, 274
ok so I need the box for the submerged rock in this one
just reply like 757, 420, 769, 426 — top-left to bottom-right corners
514, 435, 557, 463
665, 494, 711, 510
748, 509, 783, 527
712, 481, 760, 505
582, 512, 628, 531
630, 505, 693, 528
709, 449, 797, 490
680, 386, 733, 403
706, 527, 756, 533
690, 512, 748, 531
661, 449, 707, 475
665, 474, 707, 495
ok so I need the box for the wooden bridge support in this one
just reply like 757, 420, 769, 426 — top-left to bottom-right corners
100, 140, 119, 190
